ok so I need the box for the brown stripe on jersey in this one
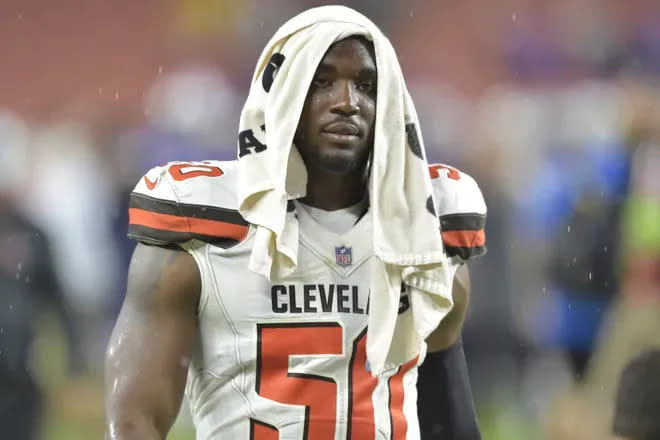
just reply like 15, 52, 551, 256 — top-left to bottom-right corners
128, 224, 242, 247
130, 192, 249, 226
439, 213, 486, 231
440, 213, 486, 259
443, 244, 487, 259
129, 207, 249, 242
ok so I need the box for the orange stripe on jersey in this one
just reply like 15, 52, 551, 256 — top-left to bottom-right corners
389, 356, 419, 440
442, 229, 486, 248
129, 208, 249, 241
348, 328, 378, 440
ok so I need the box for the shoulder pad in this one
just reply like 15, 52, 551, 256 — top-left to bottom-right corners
128, 160, 249, 246
428, 164, 487, 260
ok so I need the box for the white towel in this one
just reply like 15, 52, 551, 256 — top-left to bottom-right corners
237, 5, 456, 376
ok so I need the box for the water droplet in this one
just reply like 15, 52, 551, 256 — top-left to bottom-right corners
512, 13, 517, 21
567, 225, 571, 233
409, 10, 414, 17
17, 262, 22, 272
542, 286, 546, 293
573, 257, 577, 263
180, 356, 191, 367
115, 92, 120, 100
603, 246, 608, 253
158, 65, 163, 74
568, 303, 572, 310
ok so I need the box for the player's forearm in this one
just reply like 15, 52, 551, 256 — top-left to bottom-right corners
105, 412, 165, 440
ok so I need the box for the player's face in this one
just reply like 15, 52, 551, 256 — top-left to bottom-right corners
295, 37, 377, 175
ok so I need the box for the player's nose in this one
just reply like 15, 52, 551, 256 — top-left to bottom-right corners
330, 81, 359, 116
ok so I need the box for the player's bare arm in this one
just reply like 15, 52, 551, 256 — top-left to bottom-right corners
104, 243, 200, 440
426, 264, 470, 352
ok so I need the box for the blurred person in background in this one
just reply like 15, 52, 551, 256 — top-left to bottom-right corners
546, 142, 631, 380
24, 118, 123, 372
0, 112, 84, 439
546, 81, 660, 440
611, 349, 660, 440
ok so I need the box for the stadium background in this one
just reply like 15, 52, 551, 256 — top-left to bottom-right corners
0, 0, 658, 438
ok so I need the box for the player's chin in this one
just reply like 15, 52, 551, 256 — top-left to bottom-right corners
318, 146, 369, 174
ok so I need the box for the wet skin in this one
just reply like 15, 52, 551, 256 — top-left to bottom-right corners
295, 37, 377, 210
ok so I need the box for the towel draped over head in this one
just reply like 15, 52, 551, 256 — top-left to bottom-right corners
237, 5, 457, 376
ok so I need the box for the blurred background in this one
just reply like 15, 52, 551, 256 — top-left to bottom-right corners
0, 0, 658, 439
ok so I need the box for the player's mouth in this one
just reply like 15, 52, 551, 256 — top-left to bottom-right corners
321, 121, 361, 144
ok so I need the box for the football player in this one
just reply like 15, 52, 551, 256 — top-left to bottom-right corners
105, 8, 486, 440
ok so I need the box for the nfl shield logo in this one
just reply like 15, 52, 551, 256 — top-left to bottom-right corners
335, 245, 352, 266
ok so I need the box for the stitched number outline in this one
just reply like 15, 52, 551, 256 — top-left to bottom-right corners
168, 163, 224, 181
428, 163, 460, 180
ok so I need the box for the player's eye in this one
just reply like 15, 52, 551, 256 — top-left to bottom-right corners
356, 79, 376, 93
313, 77, 332, 88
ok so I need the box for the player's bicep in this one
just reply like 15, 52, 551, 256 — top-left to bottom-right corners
105, 243, 200, 438
426, 264, 470, 352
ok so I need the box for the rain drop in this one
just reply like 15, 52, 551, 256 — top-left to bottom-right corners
115, 92, 120, 100
567, 225, 571, 233
603, 246, 608, 253
158, 65, 163, 74
588, 272, 592, 280
512, 13, 517, 21
409, 10, 414, 17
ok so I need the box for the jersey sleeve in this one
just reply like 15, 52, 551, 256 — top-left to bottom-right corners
127, 161, 249, 246
429, 164, 487, 260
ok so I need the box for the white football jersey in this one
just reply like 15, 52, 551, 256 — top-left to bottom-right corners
128, 160, 486, 440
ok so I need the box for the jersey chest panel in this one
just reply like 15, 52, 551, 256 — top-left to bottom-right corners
186, 230, 418, 440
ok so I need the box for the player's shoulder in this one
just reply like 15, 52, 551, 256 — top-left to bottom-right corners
128, 160, 249, 246
428, 163, 487, 260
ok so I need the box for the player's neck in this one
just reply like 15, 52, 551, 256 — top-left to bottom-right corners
301, 170, 367, 211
